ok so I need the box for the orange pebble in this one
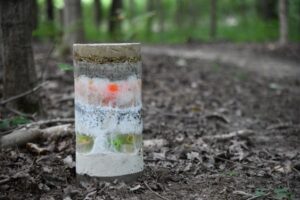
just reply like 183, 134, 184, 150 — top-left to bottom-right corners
107, 83, 119, 93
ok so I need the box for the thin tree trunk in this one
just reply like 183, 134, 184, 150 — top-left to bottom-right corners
46, 0, 54, 22
0, 0, 40, 113
256, 0, 277, 20
279, 0, 288, 45
59, 8, 64, 28
94, 0, 102, 27
128, 0, 135, 27
187, 0, 198, 27
32, 0, 38, 30
109, 0, 123, 38
0, 11, 2, 84
146, 0, 155, 35
157, 0, 165, 33
63, 0, 84, 51
175, 0, 185, 27
210, 0, 217, 39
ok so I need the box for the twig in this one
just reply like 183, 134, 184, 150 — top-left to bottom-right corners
144, 181, 170, 200
266, 123, 295, 130
0, 177, 11, 185
205, 113, 229, 123
233, 190, 253, 197
215, 156, 256, 169
247, 193, 270, 200
25, 118, 74, 127
0, 82, 47, 105
4, 106, 36, 120
292, 167, 300, 176
203, 129, 255, 141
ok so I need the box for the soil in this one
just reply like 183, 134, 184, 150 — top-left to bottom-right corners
0, 43, 300, 200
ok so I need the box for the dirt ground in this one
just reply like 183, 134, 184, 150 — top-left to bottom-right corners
0, 43, 300, 200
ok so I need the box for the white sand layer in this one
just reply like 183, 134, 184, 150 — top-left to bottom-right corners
76, 152, 143, 177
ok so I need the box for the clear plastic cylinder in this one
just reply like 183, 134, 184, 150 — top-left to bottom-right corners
73, 43, 143, 180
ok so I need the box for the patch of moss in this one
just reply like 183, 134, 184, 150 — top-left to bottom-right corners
76, 133, 94, 153
108, 133, 142, 153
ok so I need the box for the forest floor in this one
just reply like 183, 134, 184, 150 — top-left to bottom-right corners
0, 43, 300, 200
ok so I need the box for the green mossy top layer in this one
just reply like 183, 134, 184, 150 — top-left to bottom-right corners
73, 43, 141, 64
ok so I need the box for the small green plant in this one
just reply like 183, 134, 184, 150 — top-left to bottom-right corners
0, 116, 31, 130
226, 170, 238, 177
254, 188, 267, 197
212, 63, 221, 72
0, 119, 10, 130
274, 187, 293, 200
10, 116, 31, 126
57, 63, 73, 71
235, 71, 248, 81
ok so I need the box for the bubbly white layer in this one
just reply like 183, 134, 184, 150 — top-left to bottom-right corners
76, 152, 143, 177
75, 101, 142, 154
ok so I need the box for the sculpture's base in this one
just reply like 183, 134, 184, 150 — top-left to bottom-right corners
76, 152, 143, 178
77, 171, 143, 183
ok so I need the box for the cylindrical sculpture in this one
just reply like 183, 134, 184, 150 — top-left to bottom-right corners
73, 43, 143, 180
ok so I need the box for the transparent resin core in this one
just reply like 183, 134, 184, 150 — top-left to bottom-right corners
73, 43, 143, 179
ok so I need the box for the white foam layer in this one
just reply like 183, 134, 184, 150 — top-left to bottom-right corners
76, 152, 143, 177
75, 101, 142, 136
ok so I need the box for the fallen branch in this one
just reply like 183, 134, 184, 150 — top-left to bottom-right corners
203, 129, 255, 141
0, 82, 47, 105
25, 118, 74, 128
0, 124, 73, 148
0, 118, 74, 137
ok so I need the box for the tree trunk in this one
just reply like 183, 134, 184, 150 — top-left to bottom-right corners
175, 0, 185, 27
0, 0, 40, 113
32, 0, 38, 30
279, 0, 288, 45
94, 0, 102, 27
109, 0, 123, 38
210, 0, 217, 39
63, 0, 84, 51
46, 0, 54, 22
158, 0, 165, 33
187, 0, 198, 27
146, 0, 155, 35
256, 0, 277, 20
128, 0, 135, 27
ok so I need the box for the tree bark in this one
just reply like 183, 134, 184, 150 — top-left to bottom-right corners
187, 0, 198, 27
157, 0, 165, 33
109, 0, 123, 38
146, 0, 155, 35
0, 0, 40, 113
94, 0, 102, 27
279, 0, 288, 45
46, 0, 54, 22
210, 0, 217, 39
256, 0, 277, 20
128, 0, 135, 27
32, 0, 39, 30
175, 0, 185, 27
63, 0, 85, 51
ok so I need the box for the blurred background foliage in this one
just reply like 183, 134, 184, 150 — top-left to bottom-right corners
33, 0, 300, 44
